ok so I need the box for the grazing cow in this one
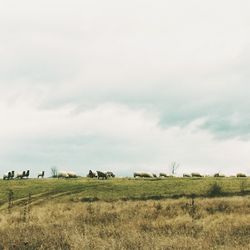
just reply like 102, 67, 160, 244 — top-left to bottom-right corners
236, 173, 247, 177
134, 172, 154, 178
106, 171, 115, 178
3, 171, 12, 180
16, 171, 26, 179
57, 171, 69, 178
97, 171, 108, 180
4, 171, 15, 180
67, 172, 77, 178
57, 171, 77, 178
87, 170, 97, 178
214, 173, 225, 177
183, 174, 191, 178
134, 172, 140, 178
38, 171, 45, 178
191, 173, 203, 178
159, 173, 169, 178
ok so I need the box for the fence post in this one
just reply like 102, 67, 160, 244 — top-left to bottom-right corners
8, 190, 14, 214
23, 193, 32, 222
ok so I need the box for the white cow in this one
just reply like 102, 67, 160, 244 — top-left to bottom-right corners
57, 171, 69, 178
67, 172, 77, 178
3, 172, 11, 180
57, 171, 77, 178
159, 173, 169, 178
16, 171, 26, 179
134, 172, 154, 178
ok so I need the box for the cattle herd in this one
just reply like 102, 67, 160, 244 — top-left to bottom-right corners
2, 170, 116, 180
2, 169, 248, 180
134, 172, 248, 178
87, 170, 115, 179
3, 170, 30, 180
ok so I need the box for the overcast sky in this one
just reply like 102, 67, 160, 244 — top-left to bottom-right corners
0, 1, 250, 177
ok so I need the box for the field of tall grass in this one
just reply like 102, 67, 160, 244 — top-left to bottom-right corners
0, 197, 249, 249
0, 178, 249, 249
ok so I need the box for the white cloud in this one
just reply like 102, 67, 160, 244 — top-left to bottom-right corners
0, 98, 249, 176
0, 0, 249, 176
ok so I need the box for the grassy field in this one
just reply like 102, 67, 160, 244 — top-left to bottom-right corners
0, 177, 249, 249
0, 177, 249, 208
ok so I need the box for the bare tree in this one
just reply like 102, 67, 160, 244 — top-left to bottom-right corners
170, 162, 180, 175
51, 166, 58, 178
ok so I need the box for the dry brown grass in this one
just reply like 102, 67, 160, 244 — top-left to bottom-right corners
0, 197, 249, 249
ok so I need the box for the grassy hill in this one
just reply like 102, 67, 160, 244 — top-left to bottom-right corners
0, 177, 249, 209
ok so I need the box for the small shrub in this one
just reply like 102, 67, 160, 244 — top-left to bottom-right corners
207, 182, 223, 197
240, 180, 247, 194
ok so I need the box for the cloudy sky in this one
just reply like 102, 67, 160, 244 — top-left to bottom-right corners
0, 0, 250, 177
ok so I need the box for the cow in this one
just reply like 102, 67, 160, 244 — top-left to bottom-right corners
236, 173, 247, 177
214, 173, 225, 177
87, 170, 97, 178
97, 171, 108, 180
191, 173, 203, 178
133, 172, 154, 178
67, 172, 77, 178
57, 171, 78, 178
159, 173, 168, 178
57, 171, 69, 178
106, 171, 115, 178
16, 171, 27, 179
3, 171, 12, 180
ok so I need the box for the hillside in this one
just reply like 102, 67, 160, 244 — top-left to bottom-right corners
0, 177, 249, 209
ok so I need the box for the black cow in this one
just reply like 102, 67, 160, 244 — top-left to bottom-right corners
97, 171, 108, 180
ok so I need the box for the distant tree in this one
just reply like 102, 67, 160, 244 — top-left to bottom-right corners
51, 166, 58, 178
170, 162, 180, 175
